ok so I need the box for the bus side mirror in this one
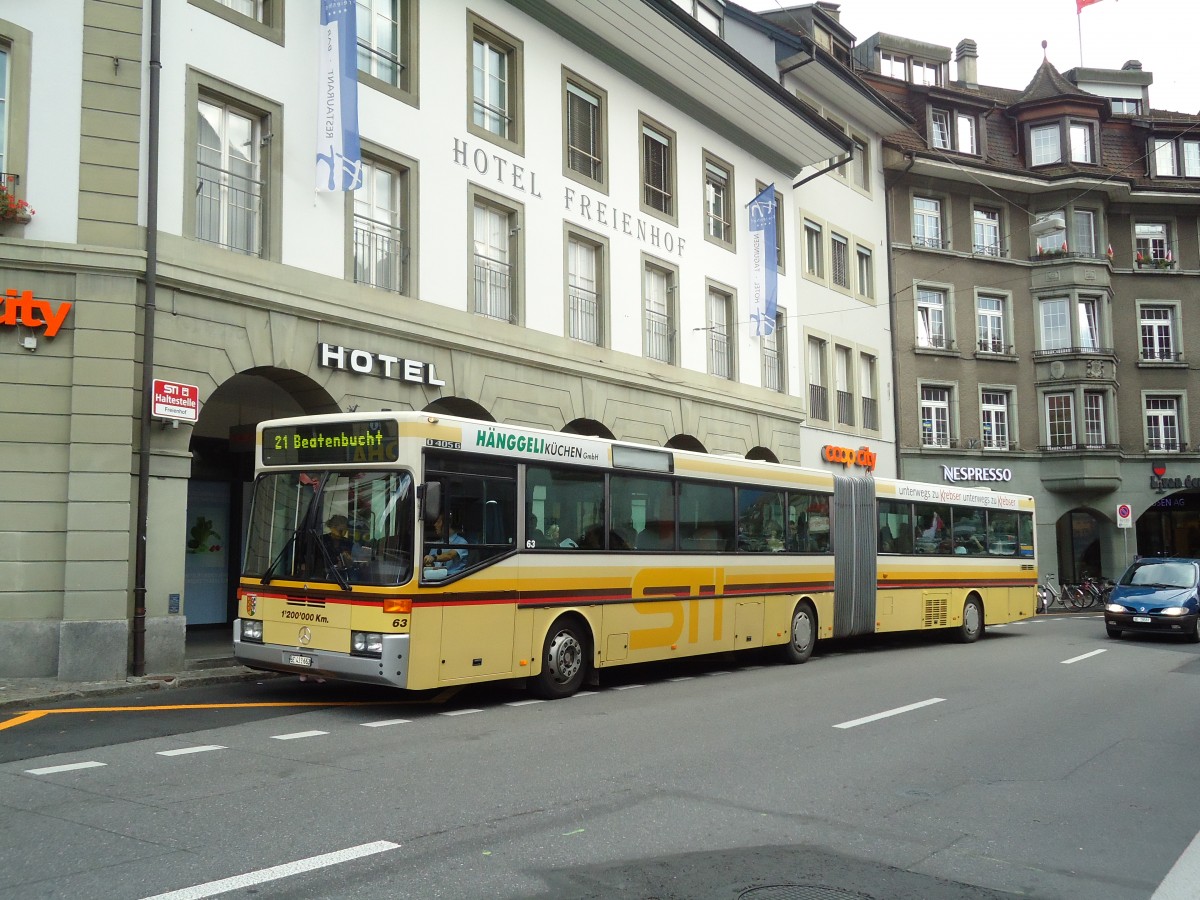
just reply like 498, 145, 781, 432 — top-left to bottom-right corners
422, 482, 442, 524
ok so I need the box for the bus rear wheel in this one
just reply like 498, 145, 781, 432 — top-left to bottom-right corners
955, 596, 984, 643
779, 601, 816, 664
531, 618, 588, 699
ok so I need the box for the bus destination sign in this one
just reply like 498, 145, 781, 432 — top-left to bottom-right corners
262, 420, 400, 466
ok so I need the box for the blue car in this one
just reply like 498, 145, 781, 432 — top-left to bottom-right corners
1105, 558, 1200, 642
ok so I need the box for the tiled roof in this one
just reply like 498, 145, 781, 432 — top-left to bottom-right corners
861, 62, 1200, 194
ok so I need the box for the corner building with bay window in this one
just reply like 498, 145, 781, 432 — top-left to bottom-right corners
857, 31, 1200, 586
0, 0, 900, 680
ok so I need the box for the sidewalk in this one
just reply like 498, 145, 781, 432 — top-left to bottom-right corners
0, 629, 271, 712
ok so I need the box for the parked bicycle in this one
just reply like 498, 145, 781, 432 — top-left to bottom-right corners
1036, 573, 1085, 612
1076, 574, 1116, 609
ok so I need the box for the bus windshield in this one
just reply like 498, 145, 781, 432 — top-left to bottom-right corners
243, 469, 415, 587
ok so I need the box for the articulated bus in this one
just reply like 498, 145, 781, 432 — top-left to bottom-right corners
235, 412, 1036, 698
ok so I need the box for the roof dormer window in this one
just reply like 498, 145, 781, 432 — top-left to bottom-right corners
879, 50, 942, 86
1150, 137, 1200, 178
1031, 123, 1061, 165
931, 108, 979, 155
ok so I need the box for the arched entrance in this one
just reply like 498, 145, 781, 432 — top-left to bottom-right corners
423, 397, 494, 421
184, 368, 336, 628
563, 418, 614, 439
1136, 490, 1200, 557
1054, 507, 1108, 582
746, 446, 779, 463
666, 434, 706, 453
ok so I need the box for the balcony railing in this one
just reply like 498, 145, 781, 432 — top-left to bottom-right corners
977, 339, 1012, 354
972, 243, 1007, 258
196, 162, 262, 255
1038, 442, 1122, 452
1032, 345, 1115, 358
1140, 348, 1182, 362
708, 332, 731, 379
353, 219, 406, 293
356, 39, 403, 85
912, 235, 947, 250
473, 254, 512, 322
645, 308, 674, 363
836, 389, 855, 426
861, 396, 879, 431
1147, 440, 1187, 452
917, 335, 951, 350
762, 346, 782, 392
568, 285, 600, 345
808, 383, 828, 421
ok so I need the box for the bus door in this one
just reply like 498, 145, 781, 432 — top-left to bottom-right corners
832, 474, 877, 637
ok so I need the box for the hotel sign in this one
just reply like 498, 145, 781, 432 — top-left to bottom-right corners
318, 342, 445, 386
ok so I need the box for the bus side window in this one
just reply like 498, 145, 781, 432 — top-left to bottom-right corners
790, 491, 831, 553
738, 488, 785, 552
877, 499, 912, 554
680, 481, 734, 551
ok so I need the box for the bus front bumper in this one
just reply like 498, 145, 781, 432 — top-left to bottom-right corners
234, 620, 411, 688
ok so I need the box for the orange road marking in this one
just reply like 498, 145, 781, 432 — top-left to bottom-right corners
0, 687, 461, 732
0, 710, 49, 732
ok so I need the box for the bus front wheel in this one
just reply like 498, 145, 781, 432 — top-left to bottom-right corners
779, 601, 816, 664
531, 617, 589, 699
955, 596, 984, 643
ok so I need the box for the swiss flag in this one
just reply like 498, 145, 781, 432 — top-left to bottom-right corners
1077, 0, 1102, 11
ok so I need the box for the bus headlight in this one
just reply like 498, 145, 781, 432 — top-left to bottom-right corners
352, 631, 383, 656
241, 619, 263, 642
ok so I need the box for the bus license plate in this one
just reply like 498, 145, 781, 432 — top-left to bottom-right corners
287, 653, 314, 667
1132, 616, 1151, 624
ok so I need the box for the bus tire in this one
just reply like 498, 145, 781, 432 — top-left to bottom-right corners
779, 601, 816, 664
531, 616, 589, 699
955, 596, 984, 643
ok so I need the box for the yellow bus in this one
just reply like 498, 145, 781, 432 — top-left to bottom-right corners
235, 412, 1036, 698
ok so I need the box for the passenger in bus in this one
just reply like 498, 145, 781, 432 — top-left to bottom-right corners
637, 495, 675, 550
527, 513, 548, 548
423, 512, 468, 574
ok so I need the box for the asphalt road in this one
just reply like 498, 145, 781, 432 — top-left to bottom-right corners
2, 613, 1199, 900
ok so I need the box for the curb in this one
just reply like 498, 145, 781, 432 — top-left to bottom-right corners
0, 666, 279, 713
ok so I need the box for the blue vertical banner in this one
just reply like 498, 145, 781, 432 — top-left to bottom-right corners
748, 184, 778, 337
317, 0, 364, 191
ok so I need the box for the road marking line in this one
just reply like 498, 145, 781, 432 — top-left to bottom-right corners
504, 699, 544, 707
834, 697, 946, 730
439, 708, 482, 717
1152, 828, 1200, 899
157, 745, 226, 757
139, 840, 400, 900
0, 710, 49, 732
271, 730, 328, 740
1062, 649, 1107, 664
25, 761, 106, 775
667, 676, 695, 682
570, 691, 597, 698
614, 684, 644, 690
361, 718, 411, 727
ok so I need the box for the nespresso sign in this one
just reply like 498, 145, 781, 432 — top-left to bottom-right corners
942, 465, 1013, 483
318, 342, 445, 386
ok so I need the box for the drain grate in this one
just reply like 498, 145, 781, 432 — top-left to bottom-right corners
739, 886, 876, 900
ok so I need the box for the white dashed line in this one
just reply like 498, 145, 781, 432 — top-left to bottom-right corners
156, 745, 226, 756
1062, 648, 1107, 664
439, 708, 482, 717
139, 840, 400, 900
834, 697, 946, 730
271, 730, 328, 741
360, 719, 411, 728
504, 699, 544, 707
25, 761, 106, 775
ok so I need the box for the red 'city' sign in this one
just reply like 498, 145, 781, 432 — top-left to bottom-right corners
0, 289, 72, 337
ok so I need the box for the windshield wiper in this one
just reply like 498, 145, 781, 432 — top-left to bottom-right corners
260, 530, 301, 586
312, 526, 351, 591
